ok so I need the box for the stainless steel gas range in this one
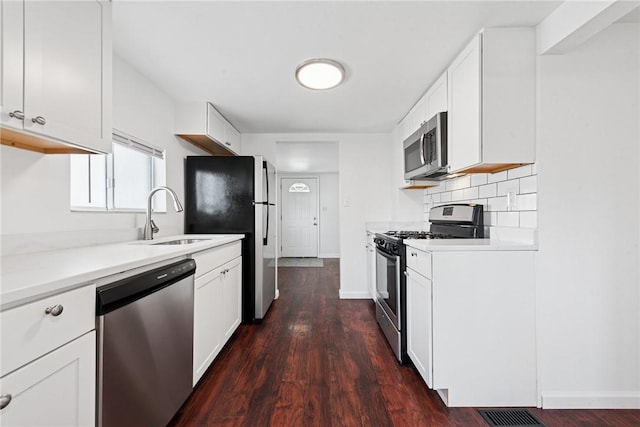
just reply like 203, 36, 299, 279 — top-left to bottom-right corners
373, 203, 484, 363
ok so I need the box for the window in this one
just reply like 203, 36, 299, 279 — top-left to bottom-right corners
70, 130, 166, 211
288, 183, 310, 193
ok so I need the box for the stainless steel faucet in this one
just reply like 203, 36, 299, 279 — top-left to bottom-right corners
143, 186, 184, 240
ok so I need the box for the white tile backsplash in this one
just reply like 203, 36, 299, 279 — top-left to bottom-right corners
497, 179, 520, 196
471, 174, 488, 187
451, 189, 465, 201
463, 187, 479, 200
520, 211, 538, 228
507, 165, 532, 180
498, 212, 520, 227
517, 193, 537, 211
423, 163, 538, 233
487, 170, 508, 183
519, 175, 537, 194
487, 196, 508, 211
478, 183, 497, 198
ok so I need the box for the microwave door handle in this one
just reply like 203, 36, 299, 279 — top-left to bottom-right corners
419, 134, 427, 165
435, 116, 442, 167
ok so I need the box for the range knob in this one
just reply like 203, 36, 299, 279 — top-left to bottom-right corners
392, 244, 399, 253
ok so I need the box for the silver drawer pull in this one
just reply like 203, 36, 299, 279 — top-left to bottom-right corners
410, 252, 417, 257
44, 304, 64, 316
403, 271, 408, 277
8, 110, 24, 120
31, 116, 46, 125
0, 394, 12, 410
225, 142, 231, 146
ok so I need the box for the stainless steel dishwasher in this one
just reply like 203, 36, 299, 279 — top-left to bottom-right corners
96, 259, 196, 427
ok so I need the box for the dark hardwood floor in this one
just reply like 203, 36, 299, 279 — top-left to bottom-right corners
169, 259, 640, 427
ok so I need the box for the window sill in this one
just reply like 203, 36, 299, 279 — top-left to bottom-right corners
70, 207, 168, 214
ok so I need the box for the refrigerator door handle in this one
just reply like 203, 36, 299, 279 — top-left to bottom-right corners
264, 204, 269, 246
263, 161, 269, 245
263, 161, 269, 204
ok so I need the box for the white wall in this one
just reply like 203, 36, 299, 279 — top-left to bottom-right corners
0, 55, 207, 254
536, 23, 639, 408
242, 133, 393, 298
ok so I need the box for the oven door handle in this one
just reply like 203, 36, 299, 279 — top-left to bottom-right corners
376, 247, 399, 262
375, 247, 402, 324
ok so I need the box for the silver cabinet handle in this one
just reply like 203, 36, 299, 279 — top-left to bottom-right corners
225, 142, 231, 146
31, 116, 46, 125
0, 394, 12, 410
410, 252, 417, 257
8, 110, 24, 120
403, 271, 408, 277
44, 304, 64, 316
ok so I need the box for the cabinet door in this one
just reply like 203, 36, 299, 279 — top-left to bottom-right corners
366, 237, 376, 300
23, 0, 110, 153
425, 72, 448, 119
447, 34, 482, 173
1, 0, 24, 130
193, 267, 223, 386
406, 268, 433, 388
409, 95, 427, 133
223, 122, 240, 155
221, 257, 242, 343
206, 103, 226, 144
0, 332, 95, 427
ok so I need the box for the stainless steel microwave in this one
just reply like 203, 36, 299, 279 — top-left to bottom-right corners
403, 112, 448, 180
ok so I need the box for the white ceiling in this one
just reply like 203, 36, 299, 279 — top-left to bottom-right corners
112, 1, 561, 134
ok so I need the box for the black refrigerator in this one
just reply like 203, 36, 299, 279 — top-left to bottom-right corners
185, 155, 277, 323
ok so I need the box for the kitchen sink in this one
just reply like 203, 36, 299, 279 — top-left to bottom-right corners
151, 238, 210, 246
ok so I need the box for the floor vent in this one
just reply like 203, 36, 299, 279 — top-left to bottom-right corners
478, 409, 545, 427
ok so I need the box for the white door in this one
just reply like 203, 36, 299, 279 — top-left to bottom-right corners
280, 177, 318, 257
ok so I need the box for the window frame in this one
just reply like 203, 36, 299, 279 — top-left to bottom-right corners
70, 130, 166, 213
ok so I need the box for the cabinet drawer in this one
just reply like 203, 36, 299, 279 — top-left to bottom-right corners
1, 285, 96, 377
191, 241, 242, 278
406, 247, 431, 279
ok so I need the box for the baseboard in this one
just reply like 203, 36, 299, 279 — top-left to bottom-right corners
338, 290, 371, 299
319, 253, 340, 258
541, 391, 640, 409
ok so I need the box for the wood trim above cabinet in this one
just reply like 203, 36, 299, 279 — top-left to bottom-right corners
1, 127, 96, 154
455, 163, 530, 175
176, 134, 236, 156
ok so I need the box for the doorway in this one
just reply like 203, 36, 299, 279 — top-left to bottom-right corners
280, 177, 319, 257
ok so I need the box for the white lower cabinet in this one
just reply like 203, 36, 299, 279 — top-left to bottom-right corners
0, 284, 96, 426
191, 241, 242, 386
405, 247, 537, 407
366, 232, 376, 300
406, 267, 433, 388
0, 331, 95, 426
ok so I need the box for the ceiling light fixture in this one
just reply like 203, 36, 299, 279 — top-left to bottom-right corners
295, 58, 345, 90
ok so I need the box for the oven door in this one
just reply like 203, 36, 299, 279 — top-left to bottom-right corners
375, 247, 401, 330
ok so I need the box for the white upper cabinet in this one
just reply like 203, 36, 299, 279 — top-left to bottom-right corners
425, 72, 447, 120
175, 102, 241, 156
409, 95, 428, 134
0, 0, 112, 154
447, 28, 535, 174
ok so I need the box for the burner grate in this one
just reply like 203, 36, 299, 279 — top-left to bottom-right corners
478, 409, 545, 427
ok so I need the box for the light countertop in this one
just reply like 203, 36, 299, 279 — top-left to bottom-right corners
404, 238, 537, 252
0, 234, 244, 310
